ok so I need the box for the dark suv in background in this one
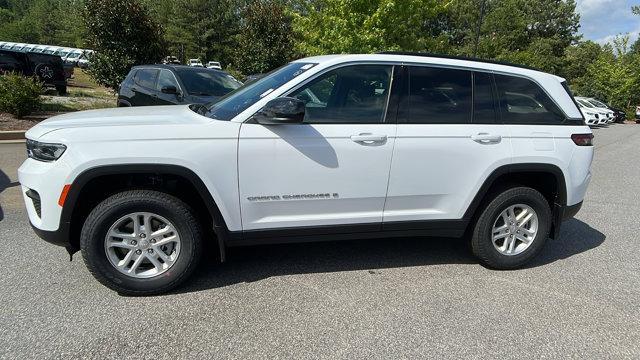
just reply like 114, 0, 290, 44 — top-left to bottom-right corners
0, 49, 67, 94
117, 64, 242, 107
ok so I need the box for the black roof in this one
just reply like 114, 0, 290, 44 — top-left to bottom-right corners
132, 64, 224, 72
378, 51, 541, 72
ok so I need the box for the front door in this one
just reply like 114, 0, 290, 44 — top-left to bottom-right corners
155, 69, 182, 105
238, 64, 399, 231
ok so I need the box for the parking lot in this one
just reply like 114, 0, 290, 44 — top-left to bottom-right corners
0, 125, 638, 359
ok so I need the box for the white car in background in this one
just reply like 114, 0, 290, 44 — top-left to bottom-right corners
206, 61, 222, 69
188, 58, 204, 67
77, 50, 94, 69
576, 98, 609, 125
576, 102, 600, 126
584, 98, 616, 123
576, 97, 613, 124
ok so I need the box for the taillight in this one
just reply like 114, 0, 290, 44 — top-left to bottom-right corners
571, 133, 594, 146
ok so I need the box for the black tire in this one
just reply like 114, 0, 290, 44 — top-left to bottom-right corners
470, 187, 551, 270
80, 190, 203, 295
56, 85, 67, 95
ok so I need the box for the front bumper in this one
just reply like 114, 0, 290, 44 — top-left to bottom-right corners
19, 157, 74, 248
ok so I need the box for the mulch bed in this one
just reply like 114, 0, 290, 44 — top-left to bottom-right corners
0, 111, 67, 131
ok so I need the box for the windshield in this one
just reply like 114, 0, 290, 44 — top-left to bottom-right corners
198, 62, 316, 121
589, 100, 607, 108
175, 68, 242, 97
67, 52, 81, 59
578, 99, 593, 108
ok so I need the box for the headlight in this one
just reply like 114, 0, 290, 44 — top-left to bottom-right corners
26, 139, 67, 162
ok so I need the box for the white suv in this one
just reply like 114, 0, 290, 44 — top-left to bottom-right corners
19, 54, 593, 295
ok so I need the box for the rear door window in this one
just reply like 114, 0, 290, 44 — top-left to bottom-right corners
494, 74, 565, 124
134, 69, 159, 89
405, 66, 472, 124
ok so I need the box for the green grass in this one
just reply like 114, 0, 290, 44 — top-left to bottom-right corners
41, 99, 116, 112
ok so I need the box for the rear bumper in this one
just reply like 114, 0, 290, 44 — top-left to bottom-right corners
551, 201, 583, 239
562, 201, 583, 220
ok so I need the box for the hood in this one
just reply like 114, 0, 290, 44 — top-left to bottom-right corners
27, 105, 210, 139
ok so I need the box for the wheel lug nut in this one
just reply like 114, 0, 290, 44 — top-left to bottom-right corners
131, 240, 137, 245
136, 250, 142, 255
150, 239, 156, 244
148, 249, 154, 254
140, 234, 146, 238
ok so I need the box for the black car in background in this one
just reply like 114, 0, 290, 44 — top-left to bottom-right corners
117, 64, 242, 107
609, 106, 626, 123
0, 49, 67, 94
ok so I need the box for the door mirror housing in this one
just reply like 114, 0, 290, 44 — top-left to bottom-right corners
161, 85, 179, 95
253, 97, 305, 125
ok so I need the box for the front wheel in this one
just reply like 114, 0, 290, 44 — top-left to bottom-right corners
471, 187, 551, 269
80, 190, 203, 295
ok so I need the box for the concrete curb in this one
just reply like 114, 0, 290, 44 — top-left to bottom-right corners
0, 131, 26, 141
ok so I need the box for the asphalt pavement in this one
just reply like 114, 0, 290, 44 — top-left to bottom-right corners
0, 125, 638, 359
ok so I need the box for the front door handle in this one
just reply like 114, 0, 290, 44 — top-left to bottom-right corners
471, 133, 502, 144
350, 133, 387, 144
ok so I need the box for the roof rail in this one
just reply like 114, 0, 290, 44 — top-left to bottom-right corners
378, 51, 541, 72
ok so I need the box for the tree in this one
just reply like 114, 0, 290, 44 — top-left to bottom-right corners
154, 0, 243, 66
292, 0, 448, 56
234, 0, 296, 74
578, 36, 640, 113
447, 0, 579, 73
84, 0, 165, 89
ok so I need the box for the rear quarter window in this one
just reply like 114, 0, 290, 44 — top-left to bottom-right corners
494, 74, 565, 124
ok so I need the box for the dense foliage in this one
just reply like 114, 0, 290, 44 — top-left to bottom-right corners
83, 0, 166, 89
0, 73, 42, 117
2, 0, 640, 114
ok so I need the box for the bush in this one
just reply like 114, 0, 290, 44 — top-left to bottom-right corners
0, 74, 42, 117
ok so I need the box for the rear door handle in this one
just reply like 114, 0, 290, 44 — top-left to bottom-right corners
350, 133, 387, 144
471, 133, 501, 144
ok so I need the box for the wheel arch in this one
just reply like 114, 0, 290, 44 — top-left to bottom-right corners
463, 163, 567, 238
62, 164, 229, 259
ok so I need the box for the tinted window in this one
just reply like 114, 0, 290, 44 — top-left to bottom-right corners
290, 65, 392, 124
135, 69, 159, 89
200, 62, 316, 121
494, 74, 564, 124
406, 66, 472, 124
473, 72, 496, 123
156, 70, 180, 91
174, 68, 241, 96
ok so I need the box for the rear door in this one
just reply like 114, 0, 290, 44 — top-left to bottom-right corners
238, 64, 400, 232
383, 66, 512, 227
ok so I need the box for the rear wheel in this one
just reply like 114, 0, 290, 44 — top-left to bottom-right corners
80, 190, 203, 295
471, 187, 551, 269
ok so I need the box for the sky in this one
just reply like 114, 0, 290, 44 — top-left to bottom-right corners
576, 0, 640, 45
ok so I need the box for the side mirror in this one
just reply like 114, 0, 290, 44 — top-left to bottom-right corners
161, 85, 179, 95
254, 97, 305, 125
